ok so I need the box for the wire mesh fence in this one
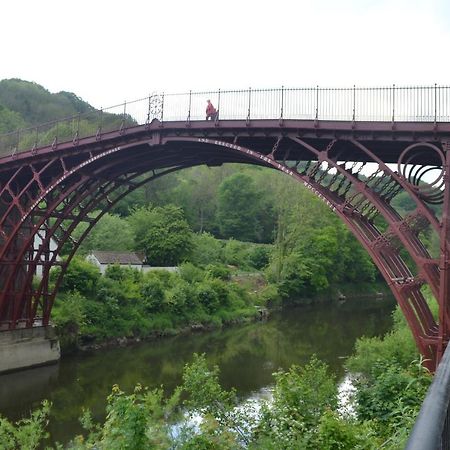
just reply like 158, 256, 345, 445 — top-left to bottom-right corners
1, 85, 449, 157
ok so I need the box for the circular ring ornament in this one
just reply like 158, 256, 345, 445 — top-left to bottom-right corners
397, 143, 445, 204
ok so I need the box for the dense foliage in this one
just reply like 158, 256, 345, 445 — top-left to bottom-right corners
68, 166, 377, 299
216, 172, 272, 242
128, 206, 193, 266
52, 260, 259, 348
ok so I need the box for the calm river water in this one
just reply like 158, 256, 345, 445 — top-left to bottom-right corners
0, 296, 395, 446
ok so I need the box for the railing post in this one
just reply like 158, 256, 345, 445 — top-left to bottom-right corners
352, 85, 356, 122
315, 85, 319, 121
280, 85, 284, 121
187, 90, 192, 125
392, 84, 396, 125
161, 93, 165, 125
52, 121, 59, 149
13, 129, 20, 156
247, 87, 252, 124
73, 113, 80, 144
216, 88, 221, 123
31, 126, 38, 155
435, 83, 438, 127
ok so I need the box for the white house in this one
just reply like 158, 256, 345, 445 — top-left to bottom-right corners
86, 250, 144, 275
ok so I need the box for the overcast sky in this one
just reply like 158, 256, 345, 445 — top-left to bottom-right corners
1, 0, 449, 109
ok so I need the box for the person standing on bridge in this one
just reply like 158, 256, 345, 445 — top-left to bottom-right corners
206, 99, 218, 121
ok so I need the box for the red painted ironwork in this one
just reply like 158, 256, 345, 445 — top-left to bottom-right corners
0, 86, 450, 370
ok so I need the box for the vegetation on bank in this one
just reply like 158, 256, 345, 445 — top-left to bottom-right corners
52, 261, 261, 351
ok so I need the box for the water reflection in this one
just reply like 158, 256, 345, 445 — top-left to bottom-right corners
0, 363, 59, 412
0, 296, 395, 445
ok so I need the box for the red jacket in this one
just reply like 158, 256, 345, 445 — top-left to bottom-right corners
206, 103, 216, 115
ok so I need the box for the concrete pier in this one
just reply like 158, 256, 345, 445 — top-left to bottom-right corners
0, 326, 60, 374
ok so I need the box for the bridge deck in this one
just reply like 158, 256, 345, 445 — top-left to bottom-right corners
0, 118, 448, 171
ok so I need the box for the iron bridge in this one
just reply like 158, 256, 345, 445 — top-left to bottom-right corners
0, 85, 449, 371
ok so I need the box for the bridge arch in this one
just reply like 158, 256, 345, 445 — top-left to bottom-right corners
0, 117, 447, 369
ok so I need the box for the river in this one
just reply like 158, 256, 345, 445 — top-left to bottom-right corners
0, 295, 395, 446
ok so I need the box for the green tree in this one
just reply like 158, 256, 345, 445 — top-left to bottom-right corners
140, 275, 166, 313
0, 79, 93, 124
68, 385, 181, 450
111, 188, 146, 216
128, 205, 193, 266
181, 353, 247, 448
171, 166, 220, 232
79, 213, 134, 253
217, 173, 263, 242
267, 182, 375, 297
254, 356, 338, 449
58, 257, 101, 295
354, 359, 430, 445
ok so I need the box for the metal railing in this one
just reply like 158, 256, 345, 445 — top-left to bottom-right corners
406, 344, 450, 450
1, 85, 450, 158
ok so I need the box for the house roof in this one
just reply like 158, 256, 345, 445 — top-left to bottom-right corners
90, 251, 143, 265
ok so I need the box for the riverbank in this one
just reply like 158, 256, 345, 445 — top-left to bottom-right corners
53, 262, 390, 354
52, 263, 269, 354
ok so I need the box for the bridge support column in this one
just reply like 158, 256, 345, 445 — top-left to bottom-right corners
0, 326, 60, 374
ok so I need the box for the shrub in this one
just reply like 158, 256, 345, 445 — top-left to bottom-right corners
190, 232, 224, 266
58, 257, 101, 295
0, 401, 51, 450
141, 277, 165, 313
179, 262, 205, 283
196, 280, 221, 313
52, 291, 86, 350
354, 359, 430, 443
129, 205, 193, 266
346, 307, 418, 375
247, 246, 271, 270
223, 239, 250, 267
205, 264, 232, 281
255, 356, 337, 447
